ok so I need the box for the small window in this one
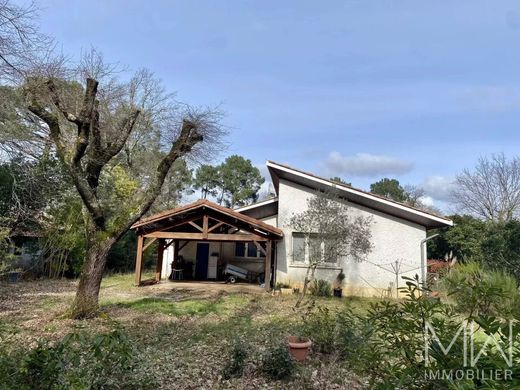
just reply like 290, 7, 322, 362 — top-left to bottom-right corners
235, 242, 264, 258
247, 241, 258, 257
308, 236, 322, 262
324, 241, 337, 263
292, 233, 306, 262
235, 242, 245, 257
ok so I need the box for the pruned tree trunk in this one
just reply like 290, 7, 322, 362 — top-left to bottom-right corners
23, 68, 221, 320
71, 236, 115, 318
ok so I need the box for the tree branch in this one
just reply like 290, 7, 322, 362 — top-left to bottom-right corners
46, 79, 81, 125
72, 78, 98, 165
115, 119, 203, 239
27, 89, 106, 229
84, 108, 140, 189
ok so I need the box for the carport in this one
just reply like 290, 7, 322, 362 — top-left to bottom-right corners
131, 199, 283, 291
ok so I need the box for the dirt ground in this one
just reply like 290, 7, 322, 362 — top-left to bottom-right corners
0, 274, 367, 389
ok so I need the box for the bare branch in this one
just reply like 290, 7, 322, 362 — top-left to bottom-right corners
0, 0, 53, 81
451, 154, 520, 222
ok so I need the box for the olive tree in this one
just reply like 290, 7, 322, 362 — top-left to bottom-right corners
290, 191, 373, 307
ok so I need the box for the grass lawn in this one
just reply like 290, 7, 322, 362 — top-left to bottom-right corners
0, 273, 372, 389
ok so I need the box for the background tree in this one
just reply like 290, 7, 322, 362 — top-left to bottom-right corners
3, 51, 225, 318
0, 0, 52, 79
193, 164, 220, 199
370, 178, 408, 202
217, 155, 264, 207
370, 178, 439, 213
427, 215, 486, 262
330, 176, 351, 186
481, 221, 520, 281
451, 154, 520, 222
151, 159, 193, 212
192, 155, 264, 207
289, 191, 373, 307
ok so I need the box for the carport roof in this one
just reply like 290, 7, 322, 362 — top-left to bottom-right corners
131, 199, 283, 238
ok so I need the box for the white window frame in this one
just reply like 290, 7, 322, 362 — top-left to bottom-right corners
234, 242, 265, 259
291, 232, 338, 266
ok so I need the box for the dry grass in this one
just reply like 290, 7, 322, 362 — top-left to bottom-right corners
0, 274, 370, 389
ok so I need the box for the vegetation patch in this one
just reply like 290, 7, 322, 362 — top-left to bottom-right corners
114, 297, 222, 317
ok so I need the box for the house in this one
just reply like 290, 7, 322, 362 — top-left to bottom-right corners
132, 161, 453, 297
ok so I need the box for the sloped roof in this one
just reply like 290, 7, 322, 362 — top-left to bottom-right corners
131, 199, 283, 238
234, 197, 279, 220
266, 160, 453, 229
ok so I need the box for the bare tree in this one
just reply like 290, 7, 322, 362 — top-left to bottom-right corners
14, 50, 225, 318
0, 0, 52, 80
289, 191, 373, 307
451, 154, 520, 223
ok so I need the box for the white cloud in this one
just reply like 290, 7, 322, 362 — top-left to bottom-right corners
325, 152, 413, 177
420, 175, 456, 202
418, 195, 436, 207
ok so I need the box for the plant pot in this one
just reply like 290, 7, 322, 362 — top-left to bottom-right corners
281, 288, 293, 295
333, 287, 343, 298
287, 336, 312, 362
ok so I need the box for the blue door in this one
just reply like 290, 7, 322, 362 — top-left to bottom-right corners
195, 243, 209, 279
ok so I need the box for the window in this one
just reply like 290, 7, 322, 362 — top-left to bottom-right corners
292, 233, 306, 262
292, 232, 338, 265
247, 241, 258, 257
323, 241, 337, 264
235, 242, 246, 257
235, 242, 265, 258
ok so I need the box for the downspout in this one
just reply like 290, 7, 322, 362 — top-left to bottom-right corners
421, 233, 439, 290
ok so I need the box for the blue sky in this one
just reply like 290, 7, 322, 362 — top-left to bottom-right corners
33, 0, 520, 210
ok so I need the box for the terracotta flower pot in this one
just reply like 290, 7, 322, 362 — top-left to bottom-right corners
287, 336, 312, 362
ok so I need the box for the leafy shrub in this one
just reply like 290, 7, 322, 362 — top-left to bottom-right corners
335, 307, 371, 362
337, 274, 520, 389
309, 279, 332, 297
301, 306, 336, 353
0, 322, 157, 389
262, 344, 295, 380
442, 262, 520, 317
481, 220, 520, 281
275, 282, 291, 289
222, 341, 248, 379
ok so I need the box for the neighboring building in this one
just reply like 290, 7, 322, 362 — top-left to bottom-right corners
132, 161, 452, 297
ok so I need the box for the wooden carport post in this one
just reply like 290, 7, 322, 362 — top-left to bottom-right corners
264, 240, 272, 291
134, 234, 144, 286
155, 239, 165, 282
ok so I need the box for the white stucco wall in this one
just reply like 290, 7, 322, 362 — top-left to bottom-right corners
275, 179, 426, 297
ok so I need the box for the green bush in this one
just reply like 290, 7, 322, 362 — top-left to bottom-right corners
309, 279, 332, 297
442, 262, 520, 318
335, 307, 371, 362
222, 341, 248, 379
337, 274, 520, 389
0, 322, 157, 389
481, 220, 520, 281
261, 344, 295, 380
301, 306, 336, 353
